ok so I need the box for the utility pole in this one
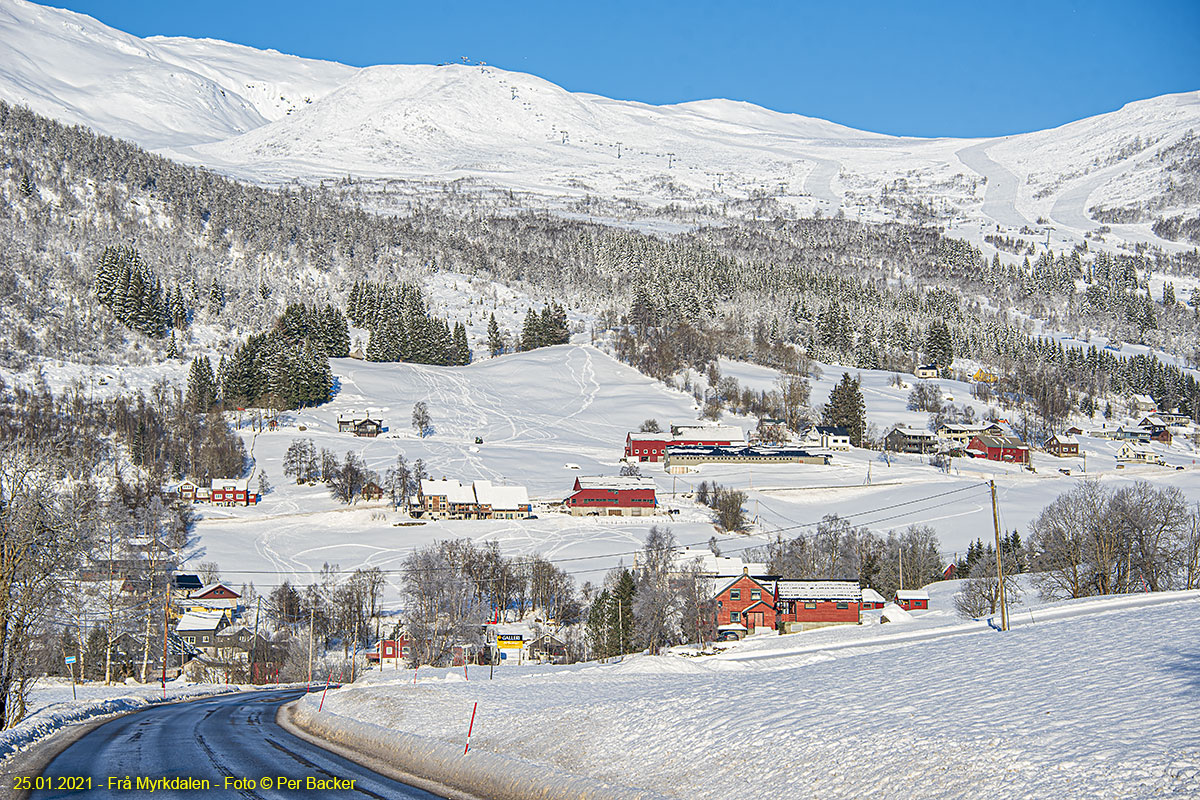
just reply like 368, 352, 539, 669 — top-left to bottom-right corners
251, 596, 262, 685
307, 602, 315, 689
899, 546, 904, 591
161, 584, 171, 696
990, 480, 1009, 631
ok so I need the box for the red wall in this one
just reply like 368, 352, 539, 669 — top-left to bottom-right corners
778, 599, 860, 624
715, 576, 776, 628
568, 488, 656, 509
898, 598, 928, 610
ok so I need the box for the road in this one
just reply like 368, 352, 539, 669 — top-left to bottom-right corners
29, 690, 444, 799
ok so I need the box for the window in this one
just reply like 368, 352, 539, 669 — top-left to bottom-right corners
183, 635, 195, 644
750, 589, 761, 600
836, 602, 848, 609
402, 647, 411, 655
730, 611, 740, 623
804, 602, 816, 610
730, 589, 741, 600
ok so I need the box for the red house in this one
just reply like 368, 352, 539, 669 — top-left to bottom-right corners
895, 589, 929, 610
210, 478, 258, 506
624, 425, 744, 462
566, 476, 657, 516
967, 434, 1031, 465
861, 587, 887, 610
367, 637, 410, 666
713, 572, 777, 635
775, 580, 862, 632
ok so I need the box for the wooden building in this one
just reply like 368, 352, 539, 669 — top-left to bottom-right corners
775, 580, 862, 632
1045, 433, 1080, 458
566, 476, 657, 516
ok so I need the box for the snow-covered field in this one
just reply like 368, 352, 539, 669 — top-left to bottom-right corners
301, 587, 1200, 799
170, 345, 1200, 602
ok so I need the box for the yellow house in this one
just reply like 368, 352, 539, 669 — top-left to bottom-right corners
972, 368, 999, 384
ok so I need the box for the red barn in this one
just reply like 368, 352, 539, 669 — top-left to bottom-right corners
895, 589, 929, 610
967, 434, 1031, 465
712, 573, 777, 634
776, 580, 862, 632
566, 476, 657, 516
624, 425, 744, 462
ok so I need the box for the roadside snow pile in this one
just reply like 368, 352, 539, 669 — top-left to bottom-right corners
305, 591, 1200, 800
0, 682, 246, 762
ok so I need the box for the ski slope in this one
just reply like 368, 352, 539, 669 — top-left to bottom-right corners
305, 588, 1200, 799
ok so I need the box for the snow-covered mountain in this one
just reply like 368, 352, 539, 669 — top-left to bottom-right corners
2, 0, 1196, 250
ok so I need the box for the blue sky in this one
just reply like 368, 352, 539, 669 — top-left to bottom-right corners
54, 0, 1200, 138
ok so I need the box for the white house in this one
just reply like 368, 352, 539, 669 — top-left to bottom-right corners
807, 425, 851, 451
1129, 394, 1157, 415
1116, 443, 1164, 465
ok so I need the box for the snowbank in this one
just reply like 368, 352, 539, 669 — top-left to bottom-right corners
288, 700, 669, 800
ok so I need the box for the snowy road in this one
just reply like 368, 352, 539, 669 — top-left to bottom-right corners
29, 690, 443, 799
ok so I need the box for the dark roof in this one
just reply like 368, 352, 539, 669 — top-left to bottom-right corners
666, 445, 820, 458
815, 426, 849, 436
172, 574, 203, 591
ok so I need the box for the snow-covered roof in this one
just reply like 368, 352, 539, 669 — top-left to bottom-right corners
671, 424, 745, 442
895, 589, 930, 600
191, 583, 240, 599
1131, 393, 1154, 404
937, 423, 996, 435
211, 478, 249, 491
421, 478, 476, 504
971, 434, 1028, 449
176, 610, 227, 632
861, 587, 886, 604
717, 623, 747, 632
890, 426, 936, 438
627, 431, 668, 441
575, 476, 658, 491
1119, 443, 1158, 456
1049, 433, 1079, 445
672, 547, 768, 577
473, 480, 529, 510
1139, 415, 1166, 427
776, 580, 861, 602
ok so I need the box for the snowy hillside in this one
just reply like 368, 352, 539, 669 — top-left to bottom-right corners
2, 0, 1197, 251
305, 589, 1200, 799
184, 346, 1200, 600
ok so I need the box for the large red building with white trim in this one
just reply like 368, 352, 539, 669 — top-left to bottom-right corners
566, 476, 657, 516
624, 425, 744, 462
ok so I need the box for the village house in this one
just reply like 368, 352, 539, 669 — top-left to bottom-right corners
337, 412, 383, 437
417, 478, 533, 520
175, 610, 230, 656
807, 425, 851, 451
211, 478, 257, 506
915, 364, 939, 379
895, 589, 930, 611
750, 417, 789, 443
1159, 410, 1191, 427
885, 426, 938, 454
1129, 394, 1158, 415
624, 425, 745, 462
184, 583, 242, 619
1116, 425, 1152, 443
1116, 443, 1164, 466
966, 433, 1031, 465
1138, 416, 1172, 444
367, 637, 411, 668
972, 368, 1000, 384
1045, 433, 1080, 458
663, 444, 829, 469
712, 572, 778, 636
936, 422, 1005, 448
775, 580, 862, 632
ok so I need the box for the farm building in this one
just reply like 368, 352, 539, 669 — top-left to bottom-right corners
663, 444, 829, 469
966, 434, 1031, 465
1045, 433, 1080, 458
885, 426, 938, 454
624, 425, 745, 462
712, 572, 777, 635
566, 476, 657, 516
895, 590, 929, 611
776, 580, 862, 632
337, 412, 383, 437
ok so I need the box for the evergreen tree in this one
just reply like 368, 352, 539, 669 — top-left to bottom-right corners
923, 320, 954, 368
186, 356, 217, 412
822, 372, 867, 447
487, 313, 504, 357
519, 308, 540, 351
452, 322, 470, 365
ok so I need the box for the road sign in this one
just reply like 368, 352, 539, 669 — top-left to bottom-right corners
64, 656, 76, 664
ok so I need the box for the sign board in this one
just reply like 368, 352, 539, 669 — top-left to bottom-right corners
64, 656, 76, 664
496, 639, 524, 649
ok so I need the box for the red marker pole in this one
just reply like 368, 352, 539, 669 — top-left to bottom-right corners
464, 663, 468, 681
318, 669, 333, 712
413, 665, 418, 684
464, 702, 478, 755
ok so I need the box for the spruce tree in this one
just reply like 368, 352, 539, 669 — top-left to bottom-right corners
487, 313, 504, 357
822, 372, 867, 447
452, 322, 470, 365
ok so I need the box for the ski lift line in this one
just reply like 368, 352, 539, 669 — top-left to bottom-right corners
178, 482, 993, 579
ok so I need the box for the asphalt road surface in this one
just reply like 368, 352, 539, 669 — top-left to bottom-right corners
29, 689, 444, 799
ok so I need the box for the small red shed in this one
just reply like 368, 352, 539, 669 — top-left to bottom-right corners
895, 589, 930, 611
860, 587, 887, 610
